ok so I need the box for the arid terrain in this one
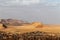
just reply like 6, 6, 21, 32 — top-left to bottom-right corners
0, 19, 60, 40
0, 23, 60, 34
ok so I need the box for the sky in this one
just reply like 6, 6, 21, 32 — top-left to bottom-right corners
0, 0, 40, 6
0, 0, 60, 24
0, 0, 60, 6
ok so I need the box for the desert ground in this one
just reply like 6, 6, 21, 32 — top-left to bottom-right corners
0, 23, 60, 34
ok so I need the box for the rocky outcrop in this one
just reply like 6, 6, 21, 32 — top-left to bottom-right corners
0, 19, 29, 26
0, 31, 59, 40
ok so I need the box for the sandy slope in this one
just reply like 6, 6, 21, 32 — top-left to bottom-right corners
0, 24, 60, 34
37, 24, 60, 33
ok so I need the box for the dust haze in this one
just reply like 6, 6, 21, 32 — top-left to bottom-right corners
0, 0, 60, 24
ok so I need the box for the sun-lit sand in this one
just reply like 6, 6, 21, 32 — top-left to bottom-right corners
14, 24, 60, 33
0, 22, 60, 34
37, 24, 60, 33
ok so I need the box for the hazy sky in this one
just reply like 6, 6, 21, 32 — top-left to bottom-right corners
0, 0, 60, 6
0, 0, 60, 24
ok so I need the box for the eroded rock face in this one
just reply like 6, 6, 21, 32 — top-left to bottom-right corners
0, 19, 29, 26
